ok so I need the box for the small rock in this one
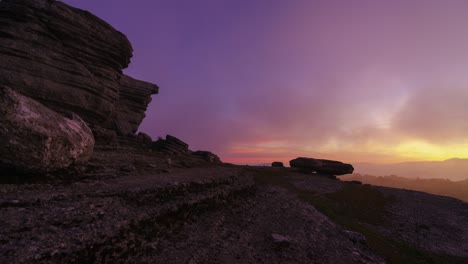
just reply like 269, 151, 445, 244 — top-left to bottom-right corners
272, 162, 284, 167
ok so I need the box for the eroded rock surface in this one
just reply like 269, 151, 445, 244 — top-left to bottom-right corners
0, 0, 158, 136
153, 135, 190, 155
0, 87, 94, 173
193, 150, 222, 163
114, 75, 159, 136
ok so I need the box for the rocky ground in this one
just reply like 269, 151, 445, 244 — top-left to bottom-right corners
1, 148, 468, 264
1, 1, 468, 263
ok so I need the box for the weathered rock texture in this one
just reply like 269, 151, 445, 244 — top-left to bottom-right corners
0, 0, 158, 136
153, 135, 190, 155
0, 86, 94, 172
115, 75, 158, 136
289, 157, 354, 175
193, 150, 222, 163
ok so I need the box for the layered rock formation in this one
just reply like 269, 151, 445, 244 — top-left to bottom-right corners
115, 75, 158, 136
153, 135, 190, 155
289, 157, 354, 176
0, 87, 94, 173
193, 151, 222, 163
0, 0, 158, 137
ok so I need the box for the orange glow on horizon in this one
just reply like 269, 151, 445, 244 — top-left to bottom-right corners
221, 139, 468, 165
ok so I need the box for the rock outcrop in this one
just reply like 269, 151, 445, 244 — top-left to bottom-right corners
193, 151, 222, 163
153, 135, 190, 155
0, 87, 94, 173
289, 157, 354, 175
271, 162, 284, 167
0, 0, 158, 137
114, 75, 159, 136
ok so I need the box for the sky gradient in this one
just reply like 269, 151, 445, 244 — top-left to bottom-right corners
62, 0, 468, 164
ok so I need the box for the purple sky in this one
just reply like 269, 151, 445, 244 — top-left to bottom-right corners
62, 0, 468, 164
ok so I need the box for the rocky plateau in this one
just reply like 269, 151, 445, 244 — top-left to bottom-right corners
1, 1, 467, 263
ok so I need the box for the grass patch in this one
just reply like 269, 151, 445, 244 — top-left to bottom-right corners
248, 167, 468, 264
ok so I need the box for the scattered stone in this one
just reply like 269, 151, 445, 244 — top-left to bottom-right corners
289, 157, 354, 176
0, 87, 94, 173
271, 162, 284, 167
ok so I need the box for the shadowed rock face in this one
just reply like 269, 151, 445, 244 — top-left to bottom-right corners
193, 151, 222, 163
114, 75, 159, 136
0, 86, 94, 173
289, 157, 354, 176
152, 135, 190, 155
0, 0, 158, 135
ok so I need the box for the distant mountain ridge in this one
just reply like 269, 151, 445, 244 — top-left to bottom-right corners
355, 158, 468, 181
342, 174, 468, 202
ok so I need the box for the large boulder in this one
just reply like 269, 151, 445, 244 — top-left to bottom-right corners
0, 87, 94, 173
289, 157, 354, 176
0, 0, 158, 137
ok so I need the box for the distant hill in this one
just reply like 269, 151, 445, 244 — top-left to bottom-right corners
355, 158, 468, 181
341, 173, 468, 202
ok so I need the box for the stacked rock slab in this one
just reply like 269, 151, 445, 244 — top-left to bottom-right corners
289, 157, 354, 176
152, 135, 190, 155
115, 75, 159, 136
193, 151, 222, 163
0, 86, 94, 173
0, 0, 158, 137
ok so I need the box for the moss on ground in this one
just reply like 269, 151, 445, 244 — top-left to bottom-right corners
249, 167, 468, 264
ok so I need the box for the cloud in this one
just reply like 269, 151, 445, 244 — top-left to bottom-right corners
104, 0, 468, 163
393, 86, 468, 143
